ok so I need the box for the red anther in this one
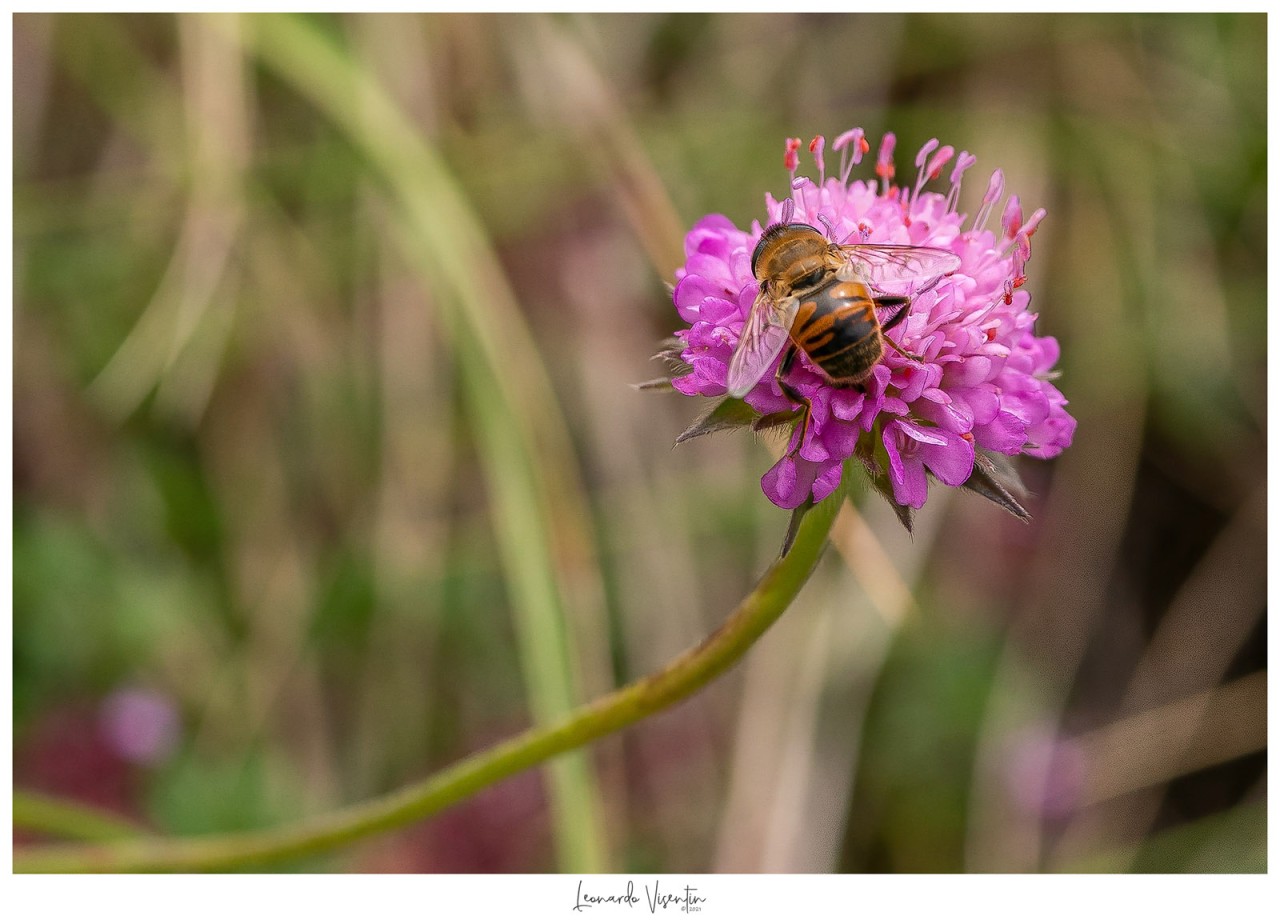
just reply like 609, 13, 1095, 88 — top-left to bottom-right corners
859, 136, 870, 155
1003, 291, 1014, 305
1013, 274, 1027, 289
809, 135, 826, 179
985, 328, 998, 342
961, 432, 974, 443
784, 137, 802, 172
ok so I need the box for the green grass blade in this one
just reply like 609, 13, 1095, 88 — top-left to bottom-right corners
237, 13, 610, 872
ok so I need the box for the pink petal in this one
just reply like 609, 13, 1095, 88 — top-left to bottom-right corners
895, 418, 948, 446
973, 411, 1028, 454
811, 460, 845, 502
918, 432, 975, 486
761, 455, 815, 509
892, 453, 928, 508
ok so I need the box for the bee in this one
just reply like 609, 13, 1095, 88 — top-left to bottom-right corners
728, 220, 961, 444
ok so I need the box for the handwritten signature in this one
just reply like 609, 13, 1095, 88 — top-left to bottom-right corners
572, 880, 706, 913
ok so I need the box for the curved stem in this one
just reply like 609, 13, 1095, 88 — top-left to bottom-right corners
13, 791, 150, 843
14, 487, 844, 873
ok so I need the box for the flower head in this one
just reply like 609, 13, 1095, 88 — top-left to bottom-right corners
668, 128, 1075, 518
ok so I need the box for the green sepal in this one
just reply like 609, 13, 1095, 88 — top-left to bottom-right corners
866, 466, 916, 534
961, 448, 1032, 521
675, 396, 760, 444
753, 408, 804, 434
632, 377, 678, 392
780, 496, 817, 558
638, 340, 692, 394
651, 340, 690, 368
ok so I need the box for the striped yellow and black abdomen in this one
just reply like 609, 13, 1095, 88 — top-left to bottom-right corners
789, 278, 882, 386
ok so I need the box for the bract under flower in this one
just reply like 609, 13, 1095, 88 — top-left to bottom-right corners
670, 128, 1075, 511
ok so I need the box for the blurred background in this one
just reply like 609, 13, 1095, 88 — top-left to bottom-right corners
12, 13, 1265, 873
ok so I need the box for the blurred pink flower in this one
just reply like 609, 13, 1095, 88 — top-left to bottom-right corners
99, 686, 180, 766
670, 127, 1074, 511
1005, 727, 1088, 822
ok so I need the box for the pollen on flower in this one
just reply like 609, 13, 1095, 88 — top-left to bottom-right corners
666, 124, 1076, 515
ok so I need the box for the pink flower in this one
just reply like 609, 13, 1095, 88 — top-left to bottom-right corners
99, 686, 180, 766
669, 128, 1075, 513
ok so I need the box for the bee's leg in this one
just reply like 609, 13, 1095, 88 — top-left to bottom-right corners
775, 344, 813, 450
874, 295, 925, 365
882, 331, 925, 366
875, 295, 911, 332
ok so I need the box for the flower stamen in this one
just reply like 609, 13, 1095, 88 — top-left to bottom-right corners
834, 127, 869, 186
876, 133, 897, 195
778, 196, 796, 225
784, 136, 802, 185
911, 138, 939, 201
809, 135, 826, 188
1001, 194, 1023, 241
1022, 207, 1047, 238
970, 169, 1005, 235
914, 142, 954, 205
945, 151, 977, 213
791, 177, 812, 222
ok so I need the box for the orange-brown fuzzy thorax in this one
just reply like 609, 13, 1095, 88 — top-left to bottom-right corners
751, 223, 842, 293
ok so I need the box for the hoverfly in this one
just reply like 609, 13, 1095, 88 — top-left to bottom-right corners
727, 215, 961, 445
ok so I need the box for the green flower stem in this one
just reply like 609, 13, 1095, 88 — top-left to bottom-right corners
14, 486, 844, 874
12, 790, 150, 843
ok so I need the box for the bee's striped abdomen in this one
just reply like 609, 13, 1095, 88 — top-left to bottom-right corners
790, 279, 884, 385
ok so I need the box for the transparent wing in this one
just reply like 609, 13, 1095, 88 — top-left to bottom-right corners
838, 243, 961, 290
727, 288, 795, 398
